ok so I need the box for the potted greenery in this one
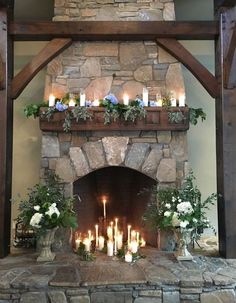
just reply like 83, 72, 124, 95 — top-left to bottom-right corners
143, 171, 217, 260
17, 172, 77, 261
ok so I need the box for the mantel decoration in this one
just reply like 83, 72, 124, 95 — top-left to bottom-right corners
16, 172, 77, 262
24, 90, 206, 132
143, 171, 217, 261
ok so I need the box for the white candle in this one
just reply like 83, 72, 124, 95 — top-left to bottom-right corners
103, 198, 106, 219
142, 88, 149, 106
114, 218, 118, 255
80, 92, 86, 106
125, 251, 133, 263
127, 225, 131, 246
107, 226, 113, 240
95, 224, 99, 247
88, 230, 92, 241
131, 230, 136, 241
156, 94, 162, 107
69, 99, 76, 107
117, 232, 123, 250
107, 240, 114, 257
123, 94, 129, 106
136, 232, 140, 244
98, 236, 105, 250
130, 240, 138, 254
83, 238, 91, 252
179, 94, 186, 107
170, 91, 176, 107
140, 237, 146, 247
93, 99, 100, 107
75, 238, 81, 250
49, 94, 56, 107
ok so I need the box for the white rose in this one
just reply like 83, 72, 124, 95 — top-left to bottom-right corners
33, 205, 40, 211
45, 203, 60, 218
164, 211, 171, 217
177, 201, 193, 214
165, 203, 171, 209
30, 212, 43, 228
193, 218, 198, 223
180, 220, 189, 228
172, 212, 180, 227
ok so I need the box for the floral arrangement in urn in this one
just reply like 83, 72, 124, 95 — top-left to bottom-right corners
143, 171, 217, 260
16, 172, 77, 261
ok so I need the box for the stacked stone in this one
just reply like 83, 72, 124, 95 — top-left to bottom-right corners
45, 0, 184, 102
41, 131, 188, 194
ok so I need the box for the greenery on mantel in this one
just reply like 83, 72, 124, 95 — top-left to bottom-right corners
23, 92, 206, 132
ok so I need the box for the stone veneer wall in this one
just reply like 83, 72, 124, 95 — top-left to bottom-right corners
44, 0, 185, 101
41, 130, 188, 193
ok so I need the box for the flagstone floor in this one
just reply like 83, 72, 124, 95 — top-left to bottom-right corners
1, 245, 236, 303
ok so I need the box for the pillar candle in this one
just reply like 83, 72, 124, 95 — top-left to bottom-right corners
142, 87, 149, 106
117, 232, 123, 250
80, 92, 86, 106
179, 94, 186, 107
49, 94, 55, 107
130, 240, 138, 254
98, 236, 105, 250
95, 224, 99, 247
107, 240, 114, 257
103, 198, 106, 219
156, 93, 162, 107
170, 91, 176, 107
75, 238, 81, 250
88, 230, 92, 241
140, 237, 146, 247
107, 226, 113, 240
127, 225, 131, 246
123, 94, 129, 106
131, 230, 136, 241
136, 232, 140, 244
69, 99, 76, 107
83, 238, 91, 252
125, 251, 132, 263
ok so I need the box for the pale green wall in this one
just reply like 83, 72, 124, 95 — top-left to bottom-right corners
12, 1, 217, 235
175, 0, 217, 234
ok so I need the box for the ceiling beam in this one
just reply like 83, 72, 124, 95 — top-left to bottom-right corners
11, 38, 72, 99
156, 38, 220, 98
0, 0, 14, 8
215, 0, 236, 8
10, 21, 219, 41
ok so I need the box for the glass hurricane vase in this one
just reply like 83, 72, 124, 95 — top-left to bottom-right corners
175, 228, 193, 261
37, 227, 58, 262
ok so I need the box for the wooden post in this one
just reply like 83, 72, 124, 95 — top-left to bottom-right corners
0, 6, 13, 258
215, 4, 236, 258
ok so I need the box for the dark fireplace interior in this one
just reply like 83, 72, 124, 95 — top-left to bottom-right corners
73, 166, 157, 245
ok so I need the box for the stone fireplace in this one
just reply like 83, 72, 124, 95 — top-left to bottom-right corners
40, 0, 188, 249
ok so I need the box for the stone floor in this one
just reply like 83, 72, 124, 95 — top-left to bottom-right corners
1, 246, 236, 302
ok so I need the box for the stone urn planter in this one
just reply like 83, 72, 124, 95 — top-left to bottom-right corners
37, 227, 58, 262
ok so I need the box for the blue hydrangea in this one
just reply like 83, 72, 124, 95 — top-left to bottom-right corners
86, 100, 92, 107
55, 101, 68, 112
136, 98, 144, 107
104, 94, 118, 105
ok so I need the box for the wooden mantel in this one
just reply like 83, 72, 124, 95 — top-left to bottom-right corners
39, 107, 190, 132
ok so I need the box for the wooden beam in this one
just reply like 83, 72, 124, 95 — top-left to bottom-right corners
0, 0, 14, 8
0, 7, 13, 258
156, 38, 220, 99
9, 21, 219, 41
215, 9, 236, 258
11, 38, 72, 99
224, 25, 236, 88
215, 0, 236, 8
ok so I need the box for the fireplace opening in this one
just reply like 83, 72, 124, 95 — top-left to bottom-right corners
73, 166, 157, 246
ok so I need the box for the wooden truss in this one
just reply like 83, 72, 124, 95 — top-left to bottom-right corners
0, 1, 236, 258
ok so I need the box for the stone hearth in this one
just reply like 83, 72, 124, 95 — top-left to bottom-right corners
1, 249, 236, 303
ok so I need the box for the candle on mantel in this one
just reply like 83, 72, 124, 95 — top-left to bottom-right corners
107, 240, 114, 257
131, 230, 136, 241
127, 225, 131, 246
49, 94, 56, 107
179, 94, 186, 107
156, 93, 162, 107
123, 94, 129, 106
69, 99, 76, 107
170, 91, 176, 107
103, 198, 106, 219
98, 236, 105, 250
114, 218, 118, 255
95, 224, 99, 247
130, 240, 138, 254
125, 251, 133, 263
93, 99, 100, 107
80, 91, 86, 106
136, 232, 140, 244
88, 230, 92, 241
83, 238, 91, 252
142, 87, 149, 107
